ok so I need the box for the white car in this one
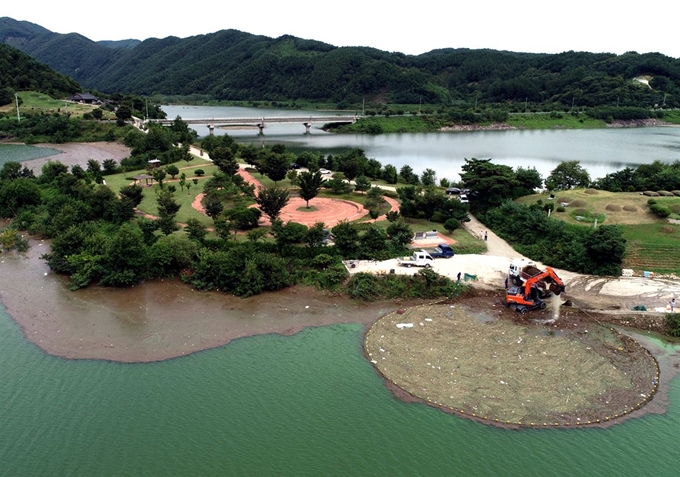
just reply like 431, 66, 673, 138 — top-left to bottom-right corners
319, 168, 331, 174
459, 194, 469, 203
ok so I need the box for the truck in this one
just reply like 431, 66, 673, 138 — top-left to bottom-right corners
505, 266, 566, 314
397, 250, 435, 268
424, 244, 455, 259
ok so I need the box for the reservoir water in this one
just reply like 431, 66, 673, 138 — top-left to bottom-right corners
1, 303, 679, 476
163, 105, 680, 182
3, 107, 680, 475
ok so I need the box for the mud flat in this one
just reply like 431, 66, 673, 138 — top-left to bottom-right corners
0, 239, 396, 363
19, 142, 131, 173
365, 300, 661, 428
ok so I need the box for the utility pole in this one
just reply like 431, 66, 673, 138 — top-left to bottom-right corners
15, 93, 20, 122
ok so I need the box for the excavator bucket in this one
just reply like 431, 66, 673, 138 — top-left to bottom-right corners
548, 282, 566, 295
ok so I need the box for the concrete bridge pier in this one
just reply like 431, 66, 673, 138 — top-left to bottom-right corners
207, 124, 215, 135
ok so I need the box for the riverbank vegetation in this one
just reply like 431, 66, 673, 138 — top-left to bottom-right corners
0, 128, 474, 297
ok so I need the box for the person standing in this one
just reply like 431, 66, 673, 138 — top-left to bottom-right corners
671, 298, 676, 312
484, 231, 488, 241
457, 272, 461, 282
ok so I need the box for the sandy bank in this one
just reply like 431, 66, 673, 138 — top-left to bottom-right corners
0, 239, 399, 363
19, 142, 131, 173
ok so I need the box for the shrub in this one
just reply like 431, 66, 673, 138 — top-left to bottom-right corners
556, 206, 566, 212
650, 204, 671, 218
647, 198, 657, 205
665, 313, 680, 337
443, 218, 460, 234
626, 185, 636, 192
194, 169, 205, 176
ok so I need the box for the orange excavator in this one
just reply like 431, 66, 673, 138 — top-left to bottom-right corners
505, 267, 566, 314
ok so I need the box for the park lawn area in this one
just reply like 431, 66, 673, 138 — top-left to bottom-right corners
388, 218, 486, 254
621, 223, 680, 275
516, 188, 659, 225
0, 91, 100, 117
136, 182, 213, 226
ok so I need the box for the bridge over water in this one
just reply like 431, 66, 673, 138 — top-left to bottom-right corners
149, 115, 357, 134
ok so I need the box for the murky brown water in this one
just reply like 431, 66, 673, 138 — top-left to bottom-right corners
0, 238, 396, 362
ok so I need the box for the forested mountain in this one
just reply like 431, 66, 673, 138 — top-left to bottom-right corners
0, 43, 80, 105
2, 16, 680, 108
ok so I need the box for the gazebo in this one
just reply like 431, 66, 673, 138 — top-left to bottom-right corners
133, 174, 154, 186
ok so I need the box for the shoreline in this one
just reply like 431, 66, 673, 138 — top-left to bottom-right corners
1, 239, 679, 428
0, 238, 402, 363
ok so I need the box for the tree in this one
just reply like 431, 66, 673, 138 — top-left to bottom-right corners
331, 220, 359, 256
421, 168, 437, 187
382, 164, 398, 184
156, 189, 181, 235
298, 170, 325, 207
102, 159, 118, 175
460, 158, 519, 208
545, 161, 590, 191
165, 164, 180, 179
582, 225, 626, 276
202, 191, 224, 219
259, 149, 290, 184
119, 184, 144, 208
185, 218, 207, 242
305, 221, 326, 248
399, 165, 419, 185
386, 219, 413, 247
99, 223, 147, 287
444, 218, 460, 234
515, 166, 543, 197
255, 186, 290, 221
354, 175, 372, 193
211, 146, 240, 176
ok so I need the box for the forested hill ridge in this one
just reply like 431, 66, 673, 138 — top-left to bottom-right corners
0, 43, 80, 105
2, 16, 680, 109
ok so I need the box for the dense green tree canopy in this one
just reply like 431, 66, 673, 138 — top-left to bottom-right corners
545, 161, 591, 191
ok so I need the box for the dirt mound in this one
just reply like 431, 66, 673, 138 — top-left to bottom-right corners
605, 204, 622, 212
365, 295, 658, 428
585, 189, 599, 195
571, 200, 587, 207
623, 205, 638, 212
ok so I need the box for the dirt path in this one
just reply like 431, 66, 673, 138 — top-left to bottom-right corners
464, 213, 523, 258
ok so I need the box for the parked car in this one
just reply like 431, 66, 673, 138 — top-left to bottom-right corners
319, 168, 331, 174
446, 187, 461, 195
459, 194, 469, 203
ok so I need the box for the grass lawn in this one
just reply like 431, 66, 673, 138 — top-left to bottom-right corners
517, 188, 680, 275
0, 91, 103, 118
516, 189, 660, 225
507, 112, 607, 129
105, 159, 217, 226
